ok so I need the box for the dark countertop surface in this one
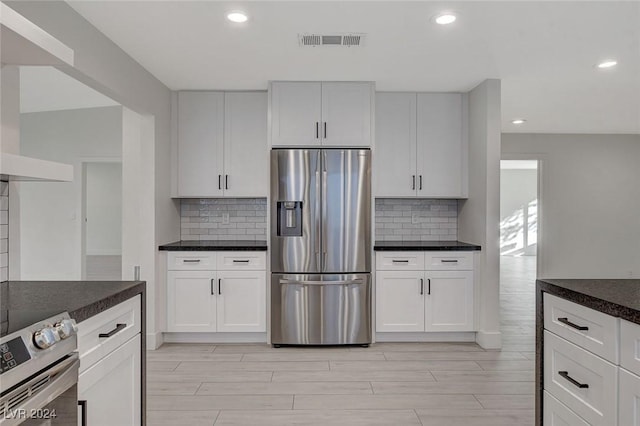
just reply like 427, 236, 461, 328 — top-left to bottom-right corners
538, 278, 640, 325
1, 280, 145, 336
159, 240, 268, 251
374, 240, 481, 251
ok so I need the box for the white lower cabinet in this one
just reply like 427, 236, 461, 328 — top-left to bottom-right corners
78, 335, 141, 426
619, 368, 640, 426
375, 252, 475, 335
544, 391, 590, 426
166, 252, 267, 333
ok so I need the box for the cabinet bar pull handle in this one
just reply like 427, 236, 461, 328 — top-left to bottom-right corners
441, 259, 458, 263
211, 278, 215, 295
324, 122, 327, 139
233, 259, 250, 263
78, 400, 88, 426
412, 175, 416, 190
218, 278, 222, 295
316, 122, 319, 139
558, 371, 589, 389
225, 175, 229, 190
392, 260, 409, 263
218, 175, 222, 190
428, 278, 431, 295
420, 278, 424, 295
183, 259, 201, 263
419, 175, 423, 190
557, 317, 589, 331
99, 323, 126, 338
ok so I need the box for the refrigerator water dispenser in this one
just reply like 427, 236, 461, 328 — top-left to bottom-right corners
277, 201, 302, 237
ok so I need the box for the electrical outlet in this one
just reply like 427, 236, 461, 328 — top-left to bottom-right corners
222, 212, 230, 224
412, 213, 420, 224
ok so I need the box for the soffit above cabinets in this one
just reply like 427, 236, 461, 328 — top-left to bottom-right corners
0, 153, 73, 182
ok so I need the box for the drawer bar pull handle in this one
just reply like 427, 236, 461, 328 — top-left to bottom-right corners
441, 259, 459, 263
183, 259, 201, 263
99, 323, 126, 338
392, 260, 409, 263
557, 317, 589, 331
558, 371, 589, 389
233, 260, 250, 263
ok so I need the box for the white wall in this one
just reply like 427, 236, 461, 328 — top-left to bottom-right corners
86, 162, 122, 255
500, 168, 537, 256
19, 106, 122, 280
502, 133, 640, 278
458, 79, 502, 349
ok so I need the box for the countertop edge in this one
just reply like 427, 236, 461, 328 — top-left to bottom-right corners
373, 241, 481, 251
68, 281, 146, 323
158, 241, 268, 251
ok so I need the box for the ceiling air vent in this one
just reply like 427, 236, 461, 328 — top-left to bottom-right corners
299, 33, 365, 47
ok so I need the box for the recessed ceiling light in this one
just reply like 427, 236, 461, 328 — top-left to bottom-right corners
434, 13, 457, 25
227, 11, 248, 23
511, 119, 526, 125
597, 60, 617, 69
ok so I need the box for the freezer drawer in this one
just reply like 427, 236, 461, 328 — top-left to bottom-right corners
271, 273, 371, 345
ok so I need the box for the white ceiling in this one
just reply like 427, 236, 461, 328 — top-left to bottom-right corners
67, 1, 640, 134
20, 66, 118, 113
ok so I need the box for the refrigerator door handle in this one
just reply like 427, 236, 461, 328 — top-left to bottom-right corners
321, 150, 328, 272
315, 152, 322, 270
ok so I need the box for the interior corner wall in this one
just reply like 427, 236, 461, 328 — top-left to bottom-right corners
7, 1, 179, 348
502, 133, 640, 278
458, 79, 502, 349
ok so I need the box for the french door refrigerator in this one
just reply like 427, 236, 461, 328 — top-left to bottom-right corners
271, 149, 371, 346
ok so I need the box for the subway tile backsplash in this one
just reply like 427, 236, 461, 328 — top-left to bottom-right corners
180, 198, 267, 241
375, 198, 458, 241
1, 181, 8, 282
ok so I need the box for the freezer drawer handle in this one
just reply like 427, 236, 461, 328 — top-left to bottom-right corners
99, 323, 126, 338
441, 259, 458, 263
557, 317, 589, 331
392, 260, 409, 263
558, 371, 589, 389
280, 279, 363, 286
183, 259, 201, 263
232, 259, 250, 263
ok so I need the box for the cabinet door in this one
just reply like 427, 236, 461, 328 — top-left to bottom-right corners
78, 335, 141, 426
216, 270, 266, 332
167, 270, 216, 332
375, 271, 425, 332
425, 270, 474, 331
224, 92, 268, 197
620, 368, 640, 426
177, 91, 224, 197
416, 93, 465, 197
321, 82, 372, 147
374, 93, 417, 197
270, 82, 322, 146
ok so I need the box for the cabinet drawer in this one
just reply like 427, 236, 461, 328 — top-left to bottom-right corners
217, 252, 266, 270
544, 330, 617, 426
376, 252, 424, 270
168, 252, 216, 270
544, 293, 618, 363
78, 296, 141, 373
619, 367, 640, 426
621, 319, 640, 376
424, 252, 473, 270
543, 391, 590, 426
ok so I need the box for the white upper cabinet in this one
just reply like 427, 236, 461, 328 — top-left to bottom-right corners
176, 91, 268, 197
224, 92, 268, 197
374, 93, 417, 197
374, 92, 468, 198
417, 93, 466, 198
178, 91, 225, 197
270, 81, 373, 147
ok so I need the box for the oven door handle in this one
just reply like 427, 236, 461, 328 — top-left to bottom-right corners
0, 354, 79, 426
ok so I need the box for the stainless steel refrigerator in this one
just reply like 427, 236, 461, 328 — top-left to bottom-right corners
270, 149, 372, 346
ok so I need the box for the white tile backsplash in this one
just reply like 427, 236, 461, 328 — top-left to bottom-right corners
0, 181, 8, 282
375, 198, 458, 241
180, 198, 267, 241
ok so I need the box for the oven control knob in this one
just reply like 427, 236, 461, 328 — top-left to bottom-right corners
33, 326, 60, 349
55, 319, 78, 340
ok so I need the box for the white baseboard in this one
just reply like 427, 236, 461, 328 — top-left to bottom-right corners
146, 331, 164, 350
375, 332, 476, 343
163, 332, 267, 344
476, 330, 502, 349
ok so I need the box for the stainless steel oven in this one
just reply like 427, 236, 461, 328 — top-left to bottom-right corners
0, 313, 79, 425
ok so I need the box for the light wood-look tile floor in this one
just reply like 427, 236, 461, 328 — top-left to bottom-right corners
147, 256, 536, 425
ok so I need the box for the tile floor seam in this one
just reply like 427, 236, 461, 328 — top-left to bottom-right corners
472, 393, 486, 409
413, 408, 425, 426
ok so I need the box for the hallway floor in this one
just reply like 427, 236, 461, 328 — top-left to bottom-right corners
147, 256, 537, 425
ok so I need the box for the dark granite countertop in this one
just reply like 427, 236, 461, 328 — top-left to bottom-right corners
537, 278, 640, 325
374, 240, 481, 251
1, 280, 145, 335
159, 240, 268, 251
